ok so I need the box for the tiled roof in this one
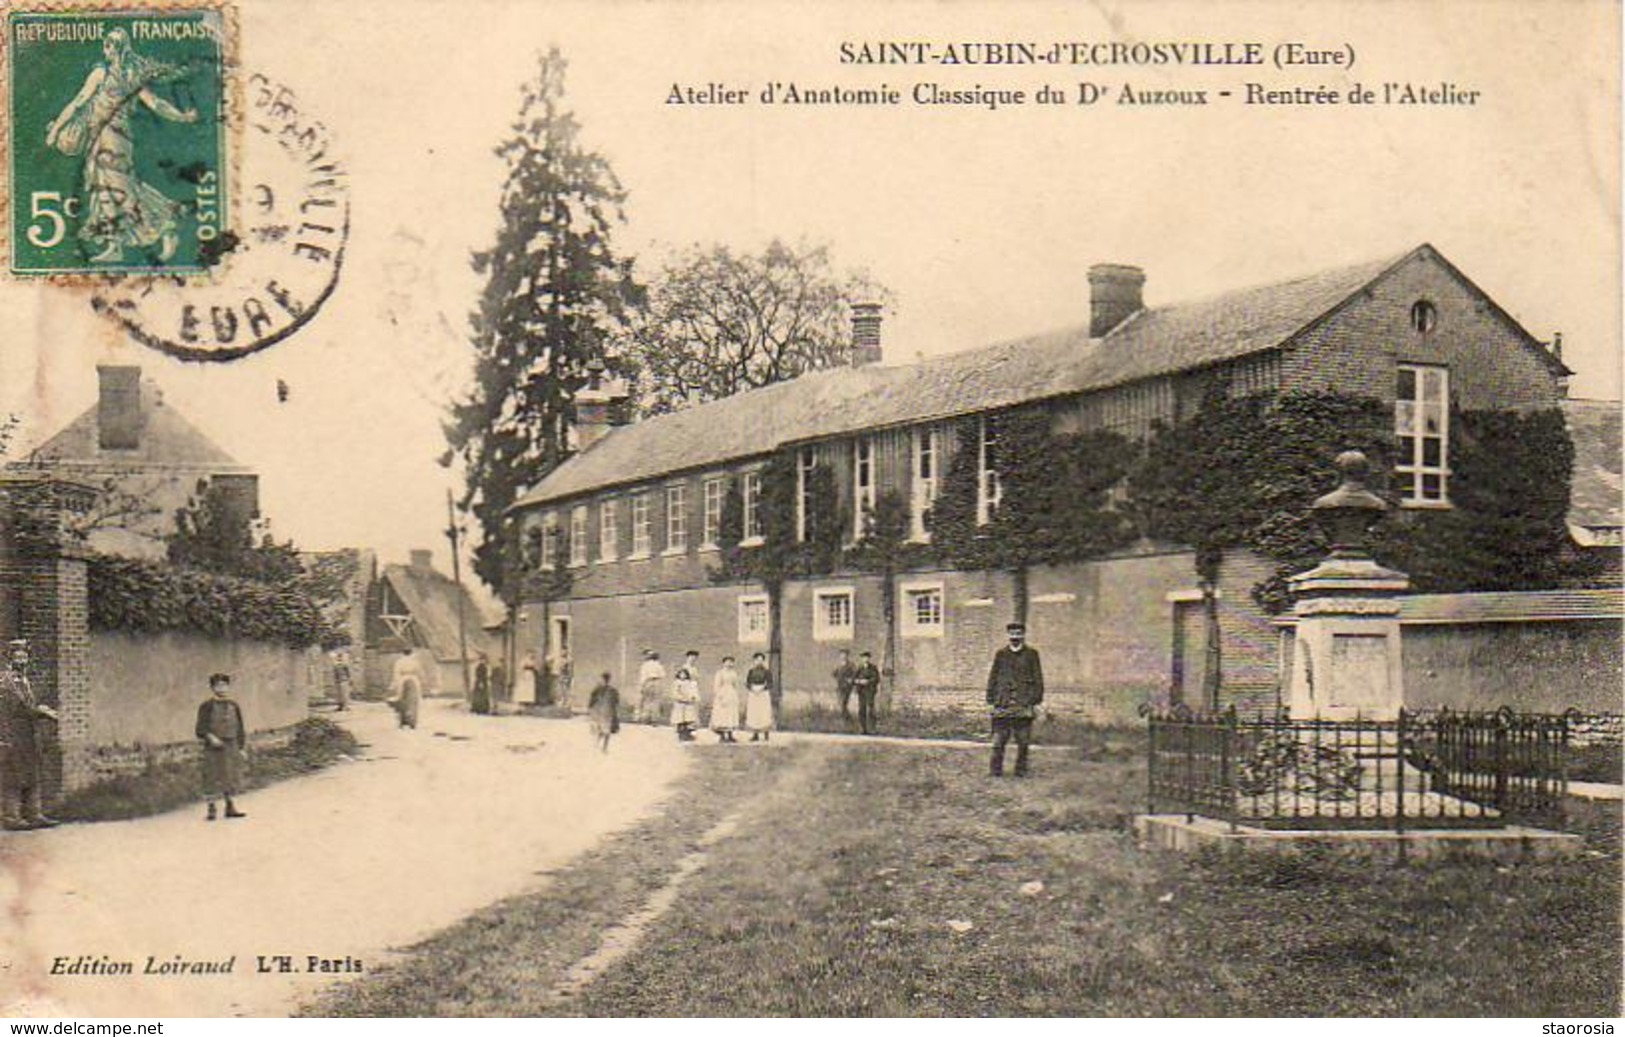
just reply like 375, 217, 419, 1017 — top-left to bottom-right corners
20, 379, 247, 471
515, 247, 1417, 508
1564, 399, 1622, 530
380, 563, 498, 664
1396, 588, 1623, 623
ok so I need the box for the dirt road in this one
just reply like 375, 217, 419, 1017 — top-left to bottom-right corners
0, 701, 689, 1017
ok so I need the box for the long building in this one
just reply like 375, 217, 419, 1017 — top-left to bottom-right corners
509, 244, 1578, 720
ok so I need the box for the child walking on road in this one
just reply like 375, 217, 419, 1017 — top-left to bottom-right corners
588, 672, 620, 754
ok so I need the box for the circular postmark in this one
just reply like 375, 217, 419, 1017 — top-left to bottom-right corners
89, 71, 348, 361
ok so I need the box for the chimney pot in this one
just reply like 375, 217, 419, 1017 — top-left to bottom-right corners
1087, 264, 1145, 338
850, 302, 883, 367
1551, 331, 1563, 360
96, 365, 143, 451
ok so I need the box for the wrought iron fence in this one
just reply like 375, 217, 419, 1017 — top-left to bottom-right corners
1146, 706, 1571, 831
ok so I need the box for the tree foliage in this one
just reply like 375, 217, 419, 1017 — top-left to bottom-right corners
443, 47, 642, 591
89, 554, 330, 649
621, 240, 887, 416
166, 480, 354, 648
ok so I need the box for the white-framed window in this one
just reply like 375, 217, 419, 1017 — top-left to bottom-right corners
630, 493, 653, 557
569, 506, 588, 567
702, 477, 726, 548
599, 498, 619, 562
900, 580, 945, 638
738, 593, 770, 644
911, 425, 939, 541
976, 416, 1002, 525
742, 469, 764, 544
853, 438, 875, 540
813, 586, 855, 641
796, 448, 817, 542
665, 483, 688, 554
1396, 364, 1450, 506
539, 512, 560, 569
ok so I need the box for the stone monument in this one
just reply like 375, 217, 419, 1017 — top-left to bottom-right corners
1286, 451, 1410, 720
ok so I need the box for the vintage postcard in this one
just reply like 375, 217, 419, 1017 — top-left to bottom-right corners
0, 0, 1619, 1023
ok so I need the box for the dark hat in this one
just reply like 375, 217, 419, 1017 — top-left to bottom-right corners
209, 672, 232, 686
1006, 622, 1026, 634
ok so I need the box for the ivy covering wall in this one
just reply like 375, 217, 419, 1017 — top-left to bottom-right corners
702, 387, 1586, 641
88, 554, 330, 650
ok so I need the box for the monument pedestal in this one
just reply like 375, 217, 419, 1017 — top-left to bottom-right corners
1286, 558, 1409, 720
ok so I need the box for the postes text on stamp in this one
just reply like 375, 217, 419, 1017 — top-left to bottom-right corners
7, 6, 230, 276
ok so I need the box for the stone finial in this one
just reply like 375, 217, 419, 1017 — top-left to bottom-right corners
1309, 450, 1388, 560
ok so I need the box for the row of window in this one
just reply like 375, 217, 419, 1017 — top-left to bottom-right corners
536, 365, 1451, 567
736, 582, 946, 643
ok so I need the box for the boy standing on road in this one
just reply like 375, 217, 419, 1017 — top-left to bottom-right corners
196, 673, 248, 820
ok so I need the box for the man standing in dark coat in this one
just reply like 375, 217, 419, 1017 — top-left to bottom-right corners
851, 651, 882, 736
1, 639, 58, 830
986, 622, 1043, 777
196, 673, 248, 821
832, 649, 856, 726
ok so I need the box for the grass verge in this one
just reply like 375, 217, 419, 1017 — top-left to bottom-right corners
308, 740, 1622, 1017
780, 699, 1135, 750
56, 716, 359, 822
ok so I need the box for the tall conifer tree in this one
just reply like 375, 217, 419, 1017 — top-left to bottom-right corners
444, 47, 641, 590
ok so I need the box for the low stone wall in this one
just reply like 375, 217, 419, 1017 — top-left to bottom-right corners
69, 723, 301, 789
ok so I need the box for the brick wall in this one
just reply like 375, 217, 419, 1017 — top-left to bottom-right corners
531, 546, 1287, 725
1282, 249, 1563, 410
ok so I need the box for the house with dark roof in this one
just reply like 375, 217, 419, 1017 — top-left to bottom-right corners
363, 549, 498, 699
509, 244, 1595, 720
6, 364, 258, 559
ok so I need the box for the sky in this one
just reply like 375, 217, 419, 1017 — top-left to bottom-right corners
1, 0, 1618, 588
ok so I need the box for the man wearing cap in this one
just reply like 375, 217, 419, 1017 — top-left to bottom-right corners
0, 639, 59, 830
851, 651, 882, 736
196, 673, 248, 821
986, 622, 1044, 777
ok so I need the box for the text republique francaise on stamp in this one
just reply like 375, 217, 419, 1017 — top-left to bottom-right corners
7, 6, 230, 276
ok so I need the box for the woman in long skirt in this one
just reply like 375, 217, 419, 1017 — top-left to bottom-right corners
744, 652, 774, 743
390, 648, 424, 729
709, 657, 741, 743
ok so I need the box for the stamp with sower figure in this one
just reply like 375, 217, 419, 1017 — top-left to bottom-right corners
7, 5, 231, 276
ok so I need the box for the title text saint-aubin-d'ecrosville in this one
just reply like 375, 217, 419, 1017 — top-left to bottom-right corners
837, 40, 1267, 66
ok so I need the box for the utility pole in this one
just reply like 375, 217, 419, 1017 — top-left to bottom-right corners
446, 488, 472, 705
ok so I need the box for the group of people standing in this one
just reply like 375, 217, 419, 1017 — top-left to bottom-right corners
588, 649, 776, 753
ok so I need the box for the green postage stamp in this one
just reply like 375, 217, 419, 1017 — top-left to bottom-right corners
7, 5, 231, 275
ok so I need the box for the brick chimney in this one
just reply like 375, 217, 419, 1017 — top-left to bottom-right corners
1088, 264, 1145, 338
850, 302, 883, 367
209, 473, 260, 531
574, 358, 632, 452
409, 549, 433, 572
96, 365, 143, 450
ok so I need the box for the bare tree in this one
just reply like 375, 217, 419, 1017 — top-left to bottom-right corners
621, 240, 888, 416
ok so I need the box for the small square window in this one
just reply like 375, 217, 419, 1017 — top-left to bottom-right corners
813, 587, 854, 641
738, 595, 770, 644
900, 582, 945, 638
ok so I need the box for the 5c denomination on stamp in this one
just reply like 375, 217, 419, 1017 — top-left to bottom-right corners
6, 3, 234, 276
